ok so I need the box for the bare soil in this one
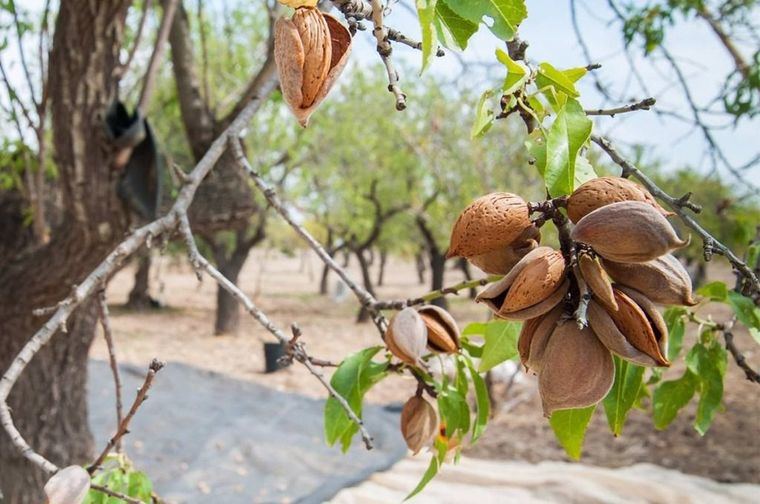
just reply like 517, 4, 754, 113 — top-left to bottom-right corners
93, 250, 760, 484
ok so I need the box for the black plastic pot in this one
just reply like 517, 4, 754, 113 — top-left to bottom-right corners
264, 342, 288, 373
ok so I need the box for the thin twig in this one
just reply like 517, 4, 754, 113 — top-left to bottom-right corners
118, 0, 153, 78
370, 0, 406, 110
88, 359, 165, 474
97, 289, 124, 452
722, 326, 760, 384
585, 97, 656, 116
230, 139, 388, 332
572, 262, 590, 329
591, 135, 759, 296
90, 483, 145, 504
372, 276, 502, 310
137, 0, 179, 114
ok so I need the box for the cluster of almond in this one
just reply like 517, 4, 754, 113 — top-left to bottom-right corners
274, 1, 352, 126
384, 305, 462, 452
448, 177, 696, 415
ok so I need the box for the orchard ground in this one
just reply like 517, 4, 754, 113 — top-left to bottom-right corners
91, 249, 760, 493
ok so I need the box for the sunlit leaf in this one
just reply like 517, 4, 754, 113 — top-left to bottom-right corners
416, 0, 438, 72
478, 320, 521, 372
653, 369, 697, 430
663, 307, 687, 361
495, 48, 528, 95
463, 355, 490, 442
544, 98, 592, 196
549, 405, 595, 460
434, 1, 478, 50
602, 357, 644, 436
471, 89, 495, 139
444, 0, 527, 41
686, 342, 727, 435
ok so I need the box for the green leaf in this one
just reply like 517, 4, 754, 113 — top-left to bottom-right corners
574, 153, 597, 187
495, 48, 528, 95
697, 281, 728, 301
464, 356, 490, 442
444, 0, 527, 41
405, 440, 447, 500
526, 131, 546, 177
324, 347, 388, 451
471, 89, 495, 139
536, 62, 581, 98
437, 386, 470, 437
727, 291, 760, 341
663, 307, 687, 361
416, 0, 438, 72
563, 66, 588, 83
434, 1, 478, 50
478, 320, 521, 372
544, 98, 593, 196
128, 471, 153, 500
461, 322, 488, 336
602, 357, 644, 436
549, 405, 595, 460
653, 369, 697, 430
686, 342, 727, 435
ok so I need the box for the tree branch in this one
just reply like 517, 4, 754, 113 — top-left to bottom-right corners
372, 276, 502, 310
96, 289, 124, 452
370, 0, 406, 110
118, 0, 153, 78
585, 97, 656, 116
137, 0, 179, 114
88, 359, 165, 473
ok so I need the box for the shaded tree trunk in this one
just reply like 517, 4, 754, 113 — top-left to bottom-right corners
415, 251, 426, 285
319, 261, 331, 295
126, 252, 160, 309
458, 257, 478, 299
377, 249, 388, 287
417, 216, 448, 309
355, 248, 376, 323
0, 2, 131, 500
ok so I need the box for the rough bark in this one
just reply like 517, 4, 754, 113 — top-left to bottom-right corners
126, 252, 160, 310
0, 1, 131, 500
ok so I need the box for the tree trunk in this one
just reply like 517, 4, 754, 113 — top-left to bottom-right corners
0, 2, 131, 500
210, 232, 256, 335
355, 248, 376, 323
319, 258, 332, 295
458, 257, 478, 299
429, 251, 448, 309
126, 252, 159, 310
377, 249, 388, 287
415, 251, 426, 285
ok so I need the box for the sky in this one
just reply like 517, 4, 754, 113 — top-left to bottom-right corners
2, 0, 759, 192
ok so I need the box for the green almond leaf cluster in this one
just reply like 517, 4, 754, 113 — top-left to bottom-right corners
602, 357, 645, 437
324, 347, 389, 451
697, 281, 760, 344
653, 341, 727, 435
84, 468, 153, 504
472, 319, 521, 372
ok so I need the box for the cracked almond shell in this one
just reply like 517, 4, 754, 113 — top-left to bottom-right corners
418, 305, 460, 354
447, 193, 535, 259
567, 176, 671, 223
607, 288, 670, 366
275, 9, 352, 126
602, 254, 697, 306
588, 300, 656, 366
385, 307, 428, 367
538, 322, 615, 416
570, 200, 688, 263
467, 225, 541, 275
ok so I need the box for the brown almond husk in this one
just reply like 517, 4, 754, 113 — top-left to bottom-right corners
502, 249, 566, 312
498, 279, 569, 321
567, 176, 672, 223
418, 305, 460, 353
570, 201, 688, 263
602, 254, 697, 306
385, 308, 428, 367
518, 305, 564, 373
587, 300, 656, 366
447, 193, 533, 259
618, 286, 670, 365
578, 253, 617, 310
400, 396, 438, 454
274, 9, 352, 127
608, 289, 669, 366
538, 322, 615, 416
